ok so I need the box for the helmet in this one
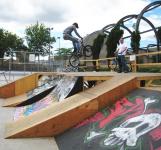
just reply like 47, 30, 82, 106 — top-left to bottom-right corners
73, 22, 79, 28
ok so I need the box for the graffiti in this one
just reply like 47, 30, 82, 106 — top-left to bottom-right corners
104, 113, 161, 148
78, 97, 161, 150
14, 95, 53, 120
14, 75, 78, 120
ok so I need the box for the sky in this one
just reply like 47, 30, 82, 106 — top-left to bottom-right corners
0, 0, 161, 54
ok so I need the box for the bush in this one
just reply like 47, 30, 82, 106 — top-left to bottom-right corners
130, 31, 141, 53
138, 67, 161, 73
106, 27, 124, 57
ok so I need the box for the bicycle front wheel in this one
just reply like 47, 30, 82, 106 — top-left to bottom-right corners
83, 45, 93, 57
69, 53, 80, 68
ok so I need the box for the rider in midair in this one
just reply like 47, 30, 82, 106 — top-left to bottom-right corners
63, 22, 83, 53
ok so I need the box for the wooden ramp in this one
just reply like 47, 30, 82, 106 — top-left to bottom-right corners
0, 73, 39, 98
0, 72, 59, 98
3, 94, 27, 107
5, 75, 138, 138
2, 86, 55, 107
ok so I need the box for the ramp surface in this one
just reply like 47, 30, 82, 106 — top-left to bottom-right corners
55, 88, 161, 150
0, 98, 59, 150
3, 75, 82, 107
5, 75, 137, 138
13, 76, 83, 120
2, 75, 59, 107
3, 86, 55, 107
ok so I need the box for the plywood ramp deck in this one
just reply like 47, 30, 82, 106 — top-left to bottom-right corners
5, 75, 138, 138
2, 94, 27, 107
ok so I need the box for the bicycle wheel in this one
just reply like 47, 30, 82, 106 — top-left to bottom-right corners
109, 59, 118, 71
69, 53, 80, 68
83, 45, 93, 57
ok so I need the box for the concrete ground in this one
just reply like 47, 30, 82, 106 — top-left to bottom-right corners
0, 71, 59, 150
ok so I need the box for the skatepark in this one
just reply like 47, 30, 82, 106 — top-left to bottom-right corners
0, 71, 160, 150
0, 1, 161, 150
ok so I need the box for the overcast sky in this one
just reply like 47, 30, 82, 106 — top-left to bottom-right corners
0, 0, 160, 50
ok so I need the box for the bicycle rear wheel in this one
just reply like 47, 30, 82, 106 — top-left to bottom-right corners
83, 45, 93, 57
69, 53, 80, 68
109, 59, 118, 71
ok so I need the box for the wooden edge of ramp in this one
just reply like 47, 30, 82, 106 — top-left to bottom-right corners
0, 72, 60, 99
5, 74, 138, 138
0, 73, 38, 98
2, 94, 27, 107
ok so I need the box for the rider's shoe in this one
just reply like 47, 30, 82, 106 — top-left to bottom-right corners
77, 52, 81, 56
124, 71, 129, 73
117, 71, 122, 73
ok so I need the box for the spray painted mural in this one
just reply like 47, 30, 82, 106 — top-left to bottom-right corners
14, 75, 81, 120
27, 75, 58, 99
55, 89, 161, 150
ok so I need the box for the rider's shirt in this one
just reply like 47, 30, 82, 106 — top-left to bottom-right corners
63, 25, 82, 38
117, 43, 127, 55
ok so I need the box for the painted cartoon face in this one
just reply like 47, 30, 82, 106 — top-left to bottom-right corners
104, 113, 161, 147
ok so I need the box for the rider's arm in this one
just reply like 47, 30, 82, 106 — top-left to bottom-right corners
73, 27, 82, 39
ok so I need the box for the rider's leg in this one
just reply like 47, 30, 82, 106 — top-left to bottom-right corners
75, 41, 81, 53
72, 41, 77, 52
63, 34, 79, 53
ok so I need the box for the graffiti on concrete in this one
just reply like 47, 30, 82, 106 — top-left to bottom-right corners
75, 97, 161, 150
104, 113, 161, 149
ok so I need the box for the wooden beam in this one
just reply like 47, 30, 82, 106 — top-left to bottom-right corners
0, 73, 38, 98
83, 76, 113, 81
0, 82, 15, 98
2, 94, 27, 107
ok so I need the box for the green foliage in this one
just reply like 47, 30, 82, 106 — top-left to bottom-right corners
25, 22, 56, 56
92, 33, 106, 60
138, 67, 161, 73
130, 31, 141, 54
157, 27, 161, 43
55, 48, 72, 56
106, 27, 124, 57
0, 28, 24, 58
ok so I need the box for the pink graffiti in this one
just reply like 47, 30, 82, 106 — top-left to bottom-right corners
149, 125, 161, 141
76, 97, 145, 128
156, 146, 161, 150
75, 111, 105, 128
99, 97, 144, 128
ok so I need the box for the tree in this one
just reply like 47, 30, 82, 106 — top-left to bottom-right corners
92, 33, 106, 68
55, 48, 72, 56
25, 22, 56, 59
130, 31, 141, 54
157, 27, 161, 44
106, 27, 124, 57
0, 28, 24, 59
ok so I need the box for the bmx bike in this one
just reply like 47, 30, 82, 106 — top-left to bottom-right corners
69, 40, 93, 68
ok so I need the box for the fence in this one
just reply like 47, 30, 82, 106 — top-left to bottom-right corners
79, 51, 161, 72
0, 51, 69, 84
0, 50, 161, 74
0, 51, 68, 72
